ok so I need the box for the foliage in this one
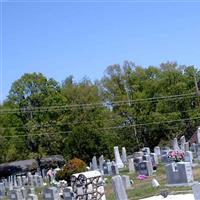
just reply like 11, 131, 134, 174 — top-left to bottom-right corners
55, 158, 87, 182
0, 62, 200, 164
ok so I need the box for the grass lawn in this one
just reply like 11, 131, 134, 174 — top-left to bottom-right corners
3, 161, 200, 200
105, 163, 200, 200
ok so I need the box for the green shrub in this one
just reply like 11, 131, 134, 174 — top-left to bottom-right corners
55, 158, 87, 183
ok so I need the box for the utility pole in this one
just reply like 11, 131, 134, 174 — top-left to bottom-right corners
124, 79, 139, 148
194, 71, 200, 111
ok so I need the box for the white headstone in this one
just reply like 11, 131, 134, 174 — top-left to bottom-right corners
197, 127, 200, 144
152, 178, 160, 188
92, 156, 98, 170
114, 146, 124, 168
172, 138, 180, 151
154, 146, 161, 156
121, 147, 127, 164
128, 159, 135, 173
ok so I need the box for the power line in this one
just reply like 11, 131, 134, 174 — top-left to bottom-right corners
1, 115, 200, 138
0, 107, 199, 130
0, 93, 196, 114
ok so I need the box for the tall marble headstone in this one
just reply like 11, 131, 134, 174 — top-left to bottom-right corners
114, 146, 124, 168
99, 155, 104, 172
92, 156, 98, 170
121, 147, 127, 164
172, 138, 180, 151
154, 146, 161, 156
197, 127, 200, 144
180, 136, 186, 152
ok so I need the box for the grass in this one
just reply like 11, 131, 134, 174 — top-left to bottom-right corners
3, 161, 200, 200
105, 162, 200, 200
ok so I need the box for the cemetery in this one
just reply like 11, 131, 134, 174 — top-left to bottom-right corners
2, 129, 200, 199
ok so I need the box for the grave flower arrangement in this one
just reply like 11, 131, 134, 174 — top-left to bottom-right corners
168, 150, 185, 162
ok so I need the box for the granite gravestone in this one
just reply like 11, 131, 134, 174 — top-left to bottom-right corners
63, 187, 75, 200
165, 162, 194, 186
111, 162, 119, 176
138, 161, 153, 176
43, 187, 60, 200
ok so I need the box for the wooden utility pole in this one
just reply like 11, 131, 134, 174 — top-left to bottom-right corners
194, 71, 200, 111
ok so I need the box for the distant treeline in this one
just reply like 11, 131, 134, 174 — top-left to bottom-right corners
0, 61, 199, 163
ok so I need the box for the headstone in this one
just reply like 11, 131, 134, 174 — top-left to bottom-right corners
16, 176, 22, 187
143, 155, 153, 172
27, 194, 38, 200
21, 176, 27, 186
185, 151, 193, 166
134, 157, 143, 171
165, 162, 194, 185
111, 162, 119, 176
121, 147, 127, 164
128, 159, 135, 173
92, 156, 98, 170
103, 162, 109, 175
99, 155, 104, 173
106, 160, 112, 175
122, 175, 131, 189
112, 175, 128, 200
150, 153, 158, 166
114, 146, 124, 169
154, 146, 161, 156
184, 142, 189, 152
134, 151, 143, 158
0, 182, 5, 198
192, 182, 200, 200
28, 187, 35, 195
63, 187, 75, 200
161, 150, 170, 164
191, 143, 198, 157
43, 187, 60, 200
152, 178, 160, 188
180, 136, 186, 151
138, 161, 153, 176
197, 127, 200, 144
21, 187, 28, 199
172, 138, 180, 151
28, 175, 34, 187
142, 147, 150, 155
9, 189, 23, 200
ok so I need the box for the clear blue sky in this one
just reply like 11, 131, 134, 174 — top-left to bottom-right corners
1, 1, 200, 101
